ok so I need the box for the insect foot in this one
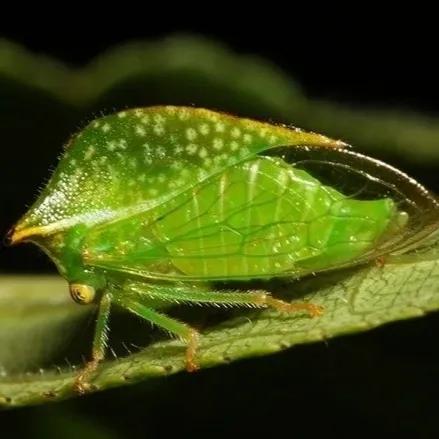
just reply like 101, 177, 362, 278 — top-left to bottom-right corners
185, 329, 201, 372
73, 358, 101, 395
74, 379, 94, 395
264, 295, 324, 318
374, 255, 387, 268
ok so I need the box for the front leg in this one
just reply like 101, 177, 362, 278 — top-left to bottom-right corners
74, 292, 112, 394
118, 299, 201, 372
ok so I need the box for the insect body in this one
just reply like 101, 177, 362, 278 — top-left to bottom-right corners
7, 106, 438, 392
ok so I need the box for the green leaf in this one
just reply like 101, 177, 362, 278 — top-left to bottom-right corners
1, 233, 439, 407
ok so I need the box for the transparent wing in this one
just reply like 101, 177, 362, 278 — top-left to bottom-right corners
269, 146, 439, 259
82, 146, 437, 281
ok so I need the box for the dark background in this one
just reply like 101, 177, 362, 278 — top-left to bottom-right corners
1, 21, 439, 437
3, 24, 439, 111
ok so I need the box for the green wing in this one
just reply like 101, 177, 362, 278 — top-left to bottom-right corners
83, 156, 400, 281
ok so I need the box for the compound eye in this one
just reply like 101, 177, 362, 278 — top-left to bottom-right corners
69, 283, 96, 304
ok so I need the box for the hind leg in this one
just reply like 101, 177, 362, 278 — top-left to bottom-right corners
119, 282, 322, 371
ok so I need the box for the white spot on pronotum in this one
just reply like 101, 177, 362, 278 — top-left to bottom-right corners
199, 147, 208, 158
136, 125, 146, 137
259, 128, 268, 138
269, 135, 278, 143
118, 111, 127, 118
129, 157, 137, 168
178, 109, 189, 120
243, 133, 252, 144
186, 143, 198, 155
198, 169, 208, 179
239, 147, 250, 157
84, 145, 96, 160
154, 114, 165, 124
154, 124, 165, 136
171, 178, 188, 190
93, 121, 100, 128
186, 128, 198, 141
107, 141, 117, 151
199, 124, 210, 135
141, 115, 149, 124
101, 123, 111, 133
134, 109, 143, 117
213, 138, 223, 150
231, 127, 241, 138
118, 139, 128, 150
230, 141, 239, 151
215, 122, 225, 132
204, 110, 219, 122
156, 146, 166, 158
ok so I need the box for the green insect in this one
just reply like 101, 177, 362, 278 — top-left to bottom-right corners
7, 106, 438, 393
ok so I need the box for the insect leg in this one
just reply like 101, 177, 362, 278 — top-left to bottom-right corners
127, 282, 323, 317
116, 297, 200, 372
75, 292, 112, 394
